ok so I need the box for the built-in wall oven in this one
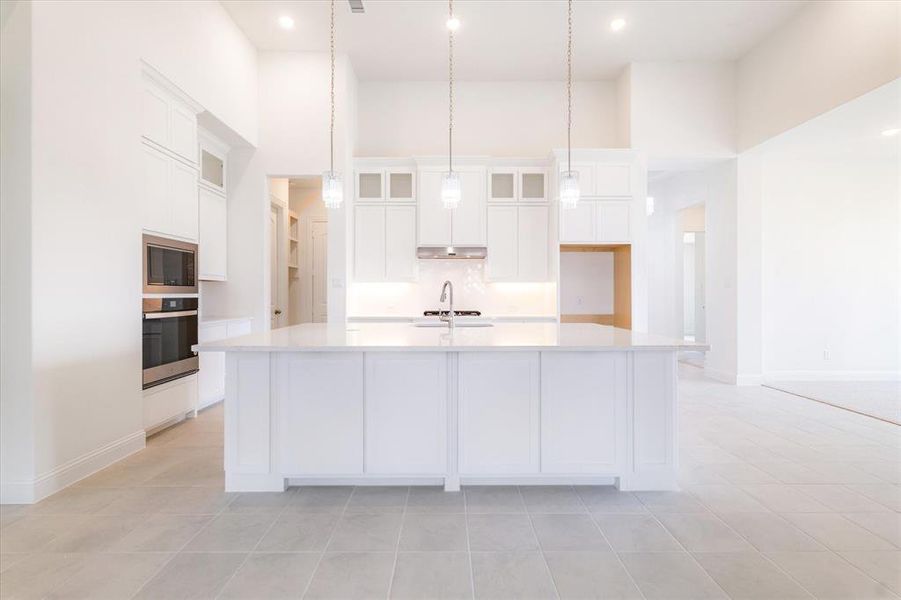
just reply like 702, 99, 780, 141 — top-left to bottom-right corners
143, 234, 198, 295
142, 296, 199, 389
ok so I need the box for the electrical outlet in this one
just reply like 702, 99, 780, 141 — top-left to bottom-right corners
823, 349, 831, 361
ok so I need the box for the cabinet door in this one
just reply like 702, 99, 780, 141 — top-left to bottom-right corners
365, 353, 446, 474
198, 187, 227, 280
170, 104, 197, 165
385, 205, 417, 281
451, 169, 487, 245
541, 352, 625, 473
488, 169, 517, 203
141, 144, 170, 234
459, 352, 540, 474
418, 170, 452, 246
170, 159, 198, 241
357, 171, 384, 201
559, 200, 595, 243
596, 201, 631, 243
560, 163, 595, 197
518, 205, 548, 281
486, 206, 517, 281
519, 169, 547, 202
354, 205, 386, 281
595, 164, 631, 197
277, 353, 364, 475
387, 171, 415, 202
198, 323, 227, 408
142, 83, 169, 148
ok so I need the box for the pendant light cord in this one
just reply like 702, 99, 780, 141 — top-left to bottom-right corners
448, 0, 454, 174
567, 0, 572, 173
330, 0, 336, 174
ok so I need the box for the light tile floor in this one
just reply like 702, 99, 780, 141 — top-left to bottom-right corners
1, 366, 898, 599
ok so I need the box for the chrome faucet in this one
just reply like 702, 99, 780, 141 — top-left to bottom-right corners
439, 280, 455, 329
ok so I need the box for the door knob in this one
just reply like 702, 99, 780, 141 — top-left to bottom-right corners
274, 309, 282, 315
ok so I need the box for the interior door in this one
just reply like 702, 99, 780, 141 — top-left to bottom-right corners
312, 220, 328, 323
694, 232, 707, 343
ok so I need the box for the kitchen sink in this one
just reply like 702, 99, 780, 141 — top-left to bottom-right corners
413, 322, 494, 328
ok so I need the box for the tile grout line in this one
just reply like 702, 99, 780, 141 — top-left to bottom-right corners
633, 493, 733, 599
521, 486, 561, 600
212, 490, 293, 599
299, 486, 353, 600
577, 489, 648, 600
384, 486, 411, 600
128, 481, 239, 598
462, 487, 476, 600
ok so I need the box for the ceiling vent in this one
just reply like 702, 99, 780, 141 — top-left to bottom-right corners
348, 0, 364, 13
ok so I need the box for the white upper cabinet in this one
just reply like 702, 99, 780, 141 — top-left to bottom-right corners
595, 164, 632, 197
519, 168, 547, 202
559, 201, 595, 244
354, 204, 417, 282
418, 167, 485, 246
385, 205, 417, 281
489, 167, 547, 203
354, 205, 387, 281
488, 169, 517, 203
356, 171, 384, 201
387, 171, 415, 202
417, 169, 454, 246
596, 201, 631, 243
486, 204, 549, 282
141, 75, 198, 165
450, 169, 487, 245
486, 206, 517, 280
199, 132, 228, 194
198, 186, 227, 280
142, 142, 198, 242
518, 205, 549, 281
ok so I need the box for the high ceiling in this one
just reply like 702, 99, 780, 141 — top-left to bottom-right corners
222, 0, 805, 81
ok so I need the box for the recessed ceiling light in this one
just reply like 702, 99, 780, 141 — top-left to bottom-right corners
882, 128, 900, 137
278, 15, 295, 30
446, 16, 461, 31
610, 17, 626, 32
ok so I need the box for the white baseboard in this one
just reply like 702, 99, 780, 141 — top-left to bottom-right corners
0, 430, 145, 505
764, 370, 901, 382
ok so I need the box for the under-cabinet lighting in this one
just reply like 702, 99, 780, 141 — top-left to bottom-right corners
882, 128, 900, 137
278, 15, 295, 30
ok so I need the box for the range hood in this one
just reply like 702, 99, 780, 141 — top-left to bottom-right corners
417, 246, 487, 260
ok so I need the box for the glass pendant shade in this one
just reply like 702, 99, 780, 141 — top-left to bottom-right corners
559, 171, 580, 209
441, 171, 461, 209
322, 170, 343, 209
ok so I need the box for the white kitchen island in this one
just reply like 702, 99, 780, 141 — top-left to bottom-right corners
194, 322, 703, 493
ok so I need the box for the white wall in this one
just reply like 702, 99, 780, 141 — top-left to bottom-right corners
1, 0, 259, 503
628, 62, 736, 160
737, 0, 900, 150
559, 253, 614, 315
0, 0, 35, 493
757, 82, 899, 379
357, 81, 620, 157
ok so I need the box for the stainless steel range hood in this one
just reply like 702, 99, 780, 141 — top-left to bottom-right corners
417, 246, 487, 260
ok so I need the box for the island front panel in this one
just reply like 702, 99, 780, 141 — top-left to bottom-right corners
223, 348, 678, 493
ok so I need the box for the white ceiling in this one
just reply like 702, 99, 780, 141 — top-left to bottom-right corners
222, 0, 805, 81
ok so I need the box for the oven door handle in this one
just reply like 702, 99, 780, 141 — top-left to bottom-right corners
143, 310, 199, 320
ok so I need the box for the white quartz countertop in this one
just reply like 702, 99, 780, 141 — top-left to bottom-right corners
193, 322, 709, 353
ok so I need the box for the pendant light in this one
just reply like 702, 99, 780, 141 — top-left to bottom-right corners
440, 0, 461, 209
559, 0, 580, 209
322, 0, 343, 209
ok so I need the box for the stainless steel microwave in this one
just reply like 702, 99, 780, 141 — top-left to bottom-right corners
143, 234, 198, 295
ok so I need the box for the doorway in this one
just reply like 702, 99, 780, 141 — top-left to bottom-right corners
682, 232, 706, 342
287, 177, 328, 324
